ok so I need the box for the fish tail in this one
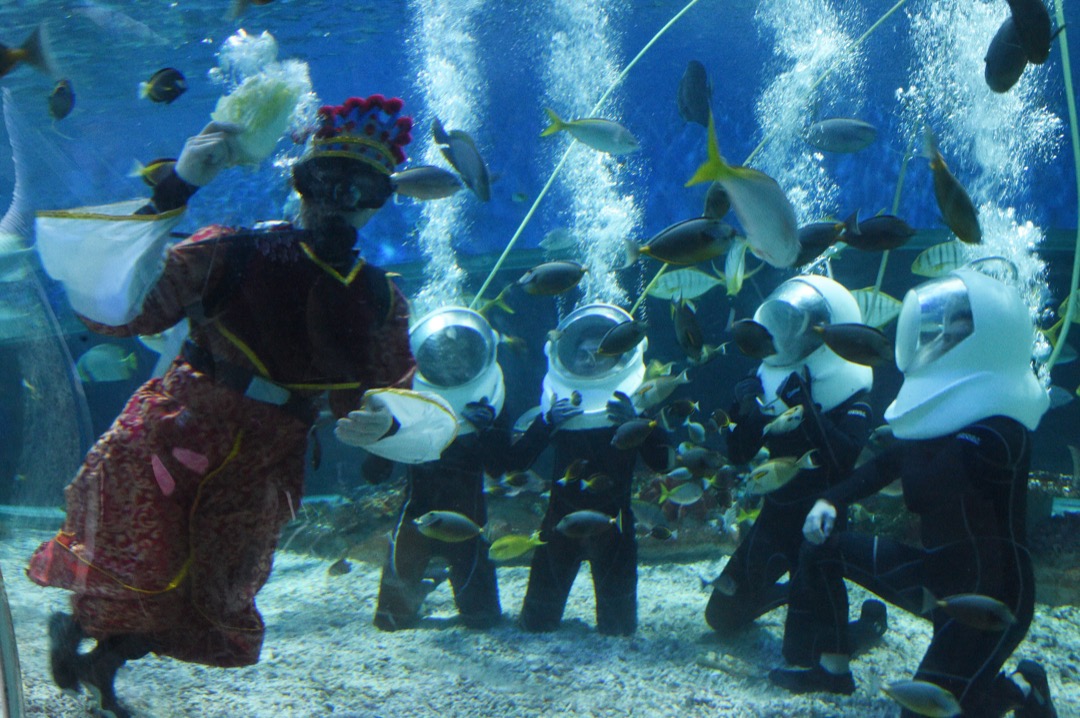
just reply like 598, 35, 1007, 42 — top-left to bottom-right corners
920, 587, 940, 616
483, 284, 515, 316
799, 449, 820, 469
540, 108, 564, 137
139, 82, 151, 100
842, 210, 861, 237
686, 111, 729, 186
128, 159, 148, 178
621, 238, 641, 269
614, 510, 623, 534
20, 25, 56, 76
125, 352, 138, 371
658, 485, 671, 505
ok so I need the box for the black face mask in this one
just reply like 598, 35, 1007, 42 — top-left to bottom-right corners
293, 157, 394, 211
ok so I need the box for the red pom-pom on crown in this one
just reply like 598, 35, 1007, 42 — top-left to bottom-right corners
308, 95, 413, 173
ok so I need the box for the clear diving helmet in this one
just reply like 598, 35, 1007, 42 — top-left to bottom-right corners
410, 307, 505, 434
542, 303, 647, 430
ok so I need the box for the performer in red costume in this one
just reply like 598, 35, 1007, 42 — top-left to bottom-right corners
29, 95, 417, 718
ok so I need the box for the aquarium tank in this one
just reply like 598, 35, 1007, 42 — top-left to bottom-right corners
0, 0, 1078, 716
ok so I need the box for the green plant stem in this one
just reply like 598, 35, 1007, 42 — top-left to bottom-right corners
1046, 0, 1079, 373
470, 0, 707, 310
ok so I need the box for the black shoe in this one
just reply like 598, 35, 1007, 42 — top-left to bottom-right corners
850, 599, 887, 656
769, 664, 856, 695
47, 612, 83, 692
1014, 660, 1057, 718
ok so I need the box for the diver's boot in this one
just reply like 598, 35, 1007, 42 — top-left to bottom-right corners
1014, 660, 1058, 718
769, 664, 856, 695
849, 599, 888, 657
77, 634, 153, 718
47, 612, 84, 693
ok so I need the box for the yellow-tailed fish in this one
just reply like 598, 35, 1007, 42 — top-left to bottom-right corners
624, 217, 736, 267
659, 481, 704, 506
745, 450, 819, 494
540, 108, 640, 154
489, 531, 546, 561
687, 112, 799, 268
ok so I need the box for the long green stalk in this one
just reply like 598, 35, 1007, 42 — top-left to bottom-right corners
1047, 0, 1080, 373
470, 0, 708, 309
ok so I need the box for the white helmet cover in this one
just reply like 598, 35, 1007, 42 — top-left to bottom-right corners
542, 303, 647, 430
754, 274, 873, 415
410, 307, 505, 435
885, 267, 1048, 439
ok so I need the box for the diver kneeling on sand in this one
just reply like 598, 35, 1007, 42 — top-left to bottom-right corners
777, 263, 1057, 718
705, 275, 887, 690
30, 94, 419, 718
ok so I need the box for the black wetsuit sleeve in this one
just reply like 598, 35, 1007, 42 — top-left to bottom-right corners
821, 439, 906, 507
487, 415, 552, 475
726, 399, 769, 464
799, 394, 873, 477
135, 170, 199, 215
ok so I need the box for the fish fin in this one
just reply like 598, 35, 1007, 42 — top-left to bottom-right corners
842, 210, 860, 236
125, 352, 138, 371
920, 587, 939, 616
686, 111, 729, 186
540, 108, 564, 137
138, 82, 151, 100
432, 117, 449, 145
621, 238, 641, 269
20, 25, 57, 77
128, 159, 148, 178
614, 510, 623, 534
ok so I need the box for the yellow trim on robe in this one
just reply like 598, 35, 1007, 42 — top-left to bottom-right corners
299, 242, 366, 285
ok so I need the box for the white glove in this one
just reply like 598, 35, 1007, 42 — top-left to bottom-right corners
803, 499, 837, 545
335, 394, 395, 447
175, 121, 243, 187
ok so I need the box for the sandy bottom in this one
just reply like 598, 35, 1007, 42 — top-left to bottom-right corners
2, 528, 1077, 718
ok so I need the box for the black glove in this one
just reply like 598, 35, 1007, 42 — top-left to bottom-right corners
462, 398, 497, 432
545, 397, 583, 427
734, 375, 765, 415
606, 391, 638, 425
778, 368, 812, 409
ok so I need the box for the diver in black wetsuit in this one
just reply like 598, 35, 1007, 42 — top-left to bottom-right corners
704, 275, 884, 684
336, 307, 573, 630
519, 304, 669, 636
784, 266, 1056, 717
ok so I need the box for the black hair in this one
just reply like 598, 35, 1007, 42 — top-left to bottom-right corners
292, 156, 394, 211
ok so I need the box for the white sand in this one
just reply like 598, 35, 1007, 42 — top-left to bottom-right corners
2, 528, 1077, 717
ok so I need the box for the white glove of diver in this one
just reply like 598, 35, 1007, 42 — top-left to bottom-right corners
335, 393, 395, 447
175, 121, 243, 187
803, 499, 838, 545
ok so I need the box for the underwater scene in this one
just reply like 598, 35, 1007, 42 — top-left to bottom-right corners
1, 0, 1080, 716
